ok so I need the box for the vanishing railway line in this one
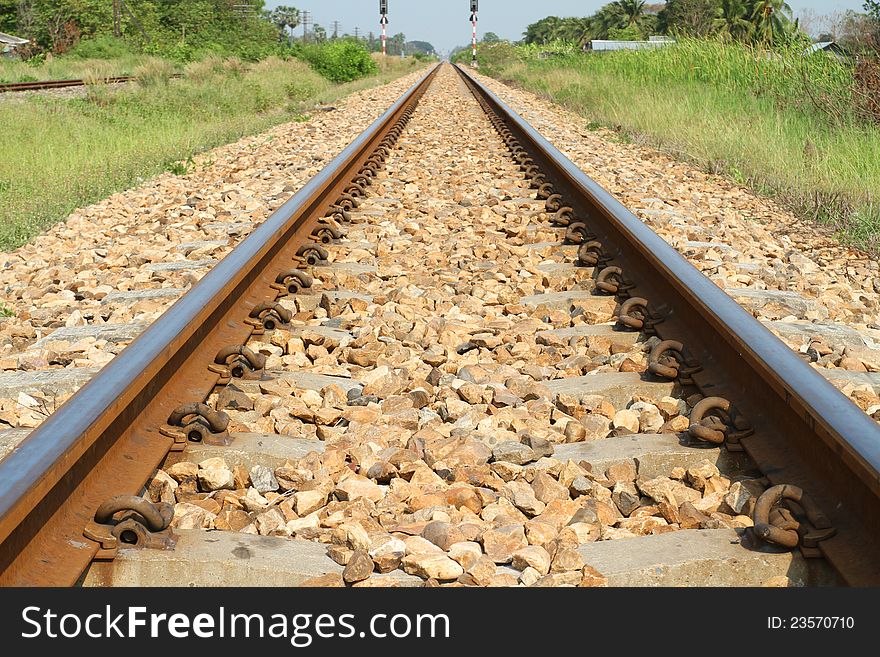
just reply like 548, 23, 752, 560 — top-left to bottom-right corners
0, 62, 877, 587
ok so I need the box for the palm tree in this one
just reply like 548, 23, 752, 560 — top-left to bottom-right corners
713, 0, 754, 41
750, 0, 793, 43
524, 16, 563, 45
592, 4, 624, 38
611, 0, 647, 29
553, 17, 593, 44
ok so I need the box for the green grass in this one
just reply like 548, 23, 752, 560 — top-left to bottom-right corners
475, 40, 880, 252
0, 55, 424, 250
0, 53, 156, 83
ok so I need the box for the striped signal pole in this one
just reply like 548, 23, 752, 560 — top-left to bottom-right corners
380, 0, 388, 56
470, 1, 478, 67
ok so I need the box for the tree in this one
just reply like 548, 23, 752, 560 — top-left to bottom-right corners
407, 40, 435, 54
482, 31, 501, 42
523, 16, 563, 44
0, 0, 16, 33
607, 25, 644, 40
610, 0, 647, 29
713, 0, 753, 41
388, 32, 405, 55
312, 23, 326, 43
267, 5, 300, 37
551, 17, 592, 43
750, 0, 793, 44
866, 1, 880, 21
523, 16, 595, 45
657, 0, 721, 37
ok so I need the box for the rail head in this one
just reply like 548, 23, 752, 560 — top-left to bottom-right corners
454, 63, 880, 585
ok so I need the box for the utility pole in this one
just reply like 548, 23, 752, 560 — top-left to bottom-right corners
354, 27, 360, 40
113, 0, 121, 37
470, 1, 478, 67
112, 0, 149, 42
301, 10, 311, 43
332, 21, 341, 39
379, 0, 388, 56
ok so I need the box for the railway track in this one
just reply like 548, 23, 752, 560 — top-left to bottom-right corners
0, 62, 877, 587
0, 74, 181, 93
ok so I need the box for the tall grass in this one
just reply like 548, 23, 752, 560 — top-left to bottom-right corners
133, 57, 175, 87
478, 39, 880, 251
0, 56, 424, 250
0, 53, 152, 83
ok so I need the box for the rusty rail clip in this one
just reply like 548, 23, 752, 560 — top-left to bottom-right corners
648, 339, 702, 383
160, 402, 231, 448
752, 484, 836, 557
209, 344, 267, 383
616, 297, 662, 332
594, 266, 634, 296
551, 206, 574, 227
325, 206, 351, 225
270, 269, 313, 296
545, 194, 563, 213
335, 193, 359, 211
311, 220, 344, 244
564, 221, 595, 245
344, 181, 367, 198
577, 240, 609, 267
295, 243, 329, 266
536, 182, 555, 200
246, 301, 292, 333
687, 396, 753, 450
84, 495, 176, 560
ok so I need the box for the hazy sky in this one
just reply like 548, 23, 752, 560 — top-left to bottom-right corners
264, 1, 868, 53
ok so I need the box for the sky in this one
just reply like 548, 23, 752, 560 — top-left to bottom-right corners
264, 1, 869, 54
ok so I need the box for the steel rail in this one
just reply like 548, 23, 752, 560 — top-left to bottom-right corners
455, 64, 880, 585
0, 75, 187, 93
0, 76, 136, 92
0, 63, 440, 586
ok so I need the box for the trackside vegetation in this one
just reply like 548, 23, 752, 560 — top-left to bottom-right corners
0, 54, 425, 250
468, 39, 880, 251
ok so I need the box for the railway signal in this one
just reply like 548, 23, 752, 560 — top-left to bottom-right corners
469, 1, 478, 67
380, 0, 388, 56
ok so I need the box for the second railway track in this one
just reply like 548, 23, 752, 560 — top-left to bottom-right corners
0, 74, 182, 93
0, 62, 878, 587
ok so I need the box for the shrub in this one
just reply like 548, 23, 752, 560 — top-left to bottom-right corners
67, 35, 134, 60
285, 77, 321, 101
81, 66, 111, 86
222, 57, 247, 78
134, 58, 175, 87
184, 55, 226, 83
297, 40, 378, 83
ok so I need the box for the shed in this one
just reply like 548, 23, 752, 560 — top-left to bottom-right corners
0, 31, 29, 56
587, 37, 674, 52
802, 41, 848, 62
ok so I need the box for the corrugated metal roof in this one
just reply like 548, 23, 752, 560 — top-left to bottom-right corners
589, 39, 675, 51
805, 41, 834, 54
801, 41, 848, 58
0, 31, 29, 46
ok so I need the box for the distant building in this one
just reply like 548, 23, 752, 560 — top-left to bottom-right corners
587, 37, 675, 52
802, 41, 849, 62
0, 31, 29, 57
